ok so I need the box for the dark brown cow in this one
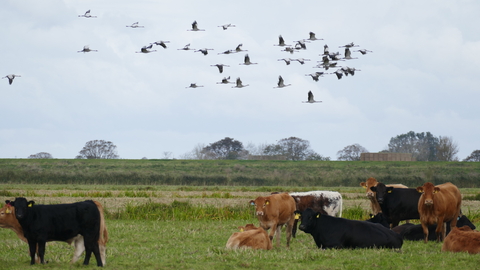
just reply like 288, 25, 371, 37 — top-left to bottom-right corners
225, 224, 272, 250
1, 201, 108, 265
360, 177, 408, 215
416, 182, 462, 243
442, 226, 480, 254
249, 193, 296, 247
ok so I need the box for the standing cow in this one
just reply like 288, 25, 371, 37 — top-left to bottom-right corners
360, 177, 408, 215
9, 197, 104, 266
289, 191, 342, 237
1, 201, 108, 265
249, 193, 296, 248
370, 183, 421, 227
296, 208, 403, 249
416, 182, 462, 242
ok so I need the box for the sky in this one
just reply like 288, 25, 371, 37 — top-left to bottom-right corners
1, 0, 479, 160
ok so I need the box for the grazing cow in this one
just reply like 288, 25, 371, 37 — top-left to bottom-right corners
442, 226, 480, 254
0, 201, 108, 265
360, 177, 408, 215
393, 215, 475, 241
289, 191, 342, 237
370, 183, 421, 227
225, 224, 272, 250
249, 193, 296, 247
8, 198, 104, 266
416, 182, 462, 242
296, 208, 403, 249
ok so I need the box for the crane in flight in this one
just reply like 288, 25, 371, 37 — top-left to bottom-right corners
274, 76, 291, 88
232, 77, 249, 88
188, 20, 205, 31
77, 45, 98, 53
126, 22, 144, 28
78, 10, 96, 18
302, 91, 322, 103
2, 74, 21, 85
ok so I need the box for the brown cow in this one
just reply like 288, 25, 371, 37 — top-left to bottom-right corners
360, 177, 408, 214
225, 224, 272, 250
416, 182, 462, 243
249, 193, 296, 248
442, 226, 480, 254
0, 201, 108, 265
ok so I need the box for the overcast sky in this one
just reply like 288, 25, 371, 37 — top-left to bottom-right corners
1, 0, 479, 160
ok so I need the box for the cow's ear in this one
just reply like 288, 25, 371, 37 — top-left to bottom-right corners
433, 187, 440, 194
416, 187, 424, 193
249, 200, 255, 206
387, 187, 394, 193
27, 201, 35, 207
369, 213, 374, 218
370, 187, 377, 192
360, 182, 366, 188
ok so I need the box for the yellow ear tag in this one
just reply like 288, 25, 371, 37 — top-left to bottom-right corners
388, 190, 392, 193
362, 186, 367, 189
433, 190, 438, 194
316, 214, 320, 218
295, 213, 301, 220
265, 201, 269, 205
28, 203, 33, 207
240, 228, 244, 232
5, 209, 11, 214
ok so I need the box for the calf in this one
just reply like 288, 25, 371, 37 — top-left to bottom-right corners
9, 197, 103, 266
370, 183, 421, 227
416, 182, 462, 242
442, 226, 480, 254
394, 215, 475, 241
249, 193, 296, 247
225, 224, 272, 250
360, 177, 408, 215
289, 191, 342, 237
296, 208, 403, 249
0, 201, 108, 265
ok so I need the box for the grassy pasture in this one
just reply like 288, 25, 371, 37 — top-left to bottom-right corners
1, 184, 480, 269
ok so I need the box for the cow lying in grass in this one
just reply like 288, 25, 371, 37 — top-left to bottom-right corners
296, 208, 403, 249
226, 224, 272, 250
442, 226, 480, 254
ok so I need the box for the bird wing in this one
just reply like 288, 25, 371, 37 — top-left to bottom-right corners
308, 91, 314, 101
279, 35, 285, 45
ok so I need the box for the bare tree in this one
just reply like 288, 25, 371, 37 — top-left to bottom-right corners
28, 152, 53, 159
436, 136, 459, 161
463, 150, 480, 162
76, 140, 119, 159
337, 144, 368, 161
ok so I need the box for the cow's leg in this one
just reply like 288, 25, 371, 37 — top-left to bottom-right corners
435, 217, 445, 242
275, 224, 282, 248
27, 240, 37, 265
286, 219, 294, 248
37, 240, 47, 264
83, 236, 103, 267
421, 223, 429, 243
71, 235, 84, 264
292, 219, 298, 238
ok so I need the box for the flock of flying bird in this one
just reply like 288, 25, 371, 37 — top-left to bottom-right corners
3, 9, 373, 104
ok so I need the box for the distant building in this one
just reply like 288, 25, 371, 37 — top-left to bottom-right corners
360, 152, 414, 161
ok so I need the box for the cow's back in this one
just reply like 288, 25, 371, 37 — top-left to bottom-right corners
226, 226, 272, 250
290, 191, 342, 217
442, 226, 480, 254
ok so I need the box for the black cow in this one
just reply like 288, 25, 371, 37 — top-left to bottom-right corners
296, 208, 403, 249
370, 183, 421, 227
8, 198, 103, 266
393, 215, 476, 241
366, 212, 390, 228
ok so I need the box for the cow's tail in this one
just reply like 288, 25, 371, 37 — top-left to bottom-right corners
93, 201, 108, 266
337, 195, 343, 218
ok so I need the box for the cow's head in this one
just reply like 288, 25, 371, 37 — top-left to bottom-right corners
249, 197, 270, 216
9, 198, 35, 220
296, 208, 319, 234
370, 183, 393, 204
0, 203, 16, 228
416, 182, 439, 206
360, 177, 379, 199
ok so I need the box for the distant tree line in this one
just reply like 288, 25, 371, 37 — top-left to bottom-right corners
26, 132, 478, 161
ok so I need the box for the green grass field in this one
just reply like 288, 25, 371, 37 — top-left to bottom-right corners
1, 184, 480, 269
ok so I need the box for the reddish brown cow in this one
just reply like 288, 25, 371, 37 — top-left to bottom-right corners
416, 182, 462, 243
360, 177, 408, 214
225, 224, 272, 250
0, 201, 108, 265
249, 193, 296, 247
442, 226, 480, 254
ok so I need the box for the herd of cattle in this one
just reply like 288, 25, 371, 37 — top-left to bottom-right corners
1, 178, 480, 267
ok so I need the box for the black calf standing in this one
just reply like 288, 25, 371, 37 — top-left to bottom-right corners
8, 197, 103, 267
